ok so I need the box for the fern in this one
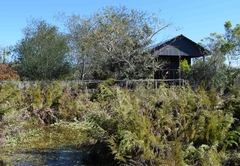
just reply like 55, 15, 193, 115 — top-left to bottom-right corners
0, 83, 21, 121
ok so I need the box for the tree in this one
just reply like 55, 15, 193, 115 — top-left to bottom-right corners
59, 6, 172, 80
14, 19, 71, 80
190, 55, 228, 91
58, 14, 97, 80
221, 21, 240, 67
0, 46, 19, 81
190, 21, 240, 92
0, 46, 12, 64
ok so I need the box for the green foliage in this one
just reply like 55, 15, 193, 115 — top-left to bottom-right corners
221, 21, 240, 65
14, 18, 71, 80
60, 6, 172, 80
185, 144, 226, 166
0, 81, 92, 126
0, 83, 21, 119
0, 46, 11, 64
2, 81, 240, 165
76, 84, 235, 165
192, 21, 240, 92
190, 55, 232, 92
179, 59, 191, 79
222, 88, 240, 150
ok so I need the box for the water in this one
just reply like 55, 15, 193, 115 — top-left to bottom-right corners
12, 146, 117, 166
15, 147, 83, 166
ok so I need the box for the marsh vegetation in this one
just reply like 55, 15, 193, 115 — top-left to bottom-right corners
0, 3, 239, 165
1, 80, 240, 165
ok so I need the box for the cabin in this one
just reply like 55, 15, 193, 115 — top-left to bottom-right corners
151, 34, 210, 80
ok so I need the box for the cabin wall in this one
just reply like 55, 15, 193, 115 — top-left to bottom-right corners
154, 56, 191, 79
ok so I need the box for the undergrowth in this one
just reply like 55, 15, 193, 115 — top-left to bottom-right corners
1, 81, 240, 165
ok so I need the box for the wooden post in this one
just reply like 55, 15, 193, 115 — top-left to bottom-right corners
179, 55, 181, 85
203, 55, 205, 81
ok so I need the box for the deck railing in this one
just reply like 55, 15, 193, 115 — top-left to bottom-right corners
0, 79, 186, 90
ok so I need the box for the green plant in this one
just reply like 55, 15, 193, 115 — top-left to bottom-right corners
1, 81, 239, 165
0, 83, 21, 120
179, 59, 191, 79
77, 83, 235, 165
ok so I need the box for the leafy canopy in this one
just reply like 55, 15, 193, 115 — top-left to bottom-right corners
190, 21, 240, 92
14, 19, 71, 80
59, 6, 172, 80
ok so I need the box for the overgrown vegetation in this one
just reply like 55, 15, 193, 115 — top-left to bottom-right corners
189, 21, 240, 92
0, 4, 240, 165
0, 64, 19, 80
0, 6, 173, 81
1, 81, 240, 165
13, 19, 71, 80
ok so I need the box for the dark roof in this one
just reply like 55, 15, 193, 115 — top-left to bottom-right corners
152, 34, 210, 57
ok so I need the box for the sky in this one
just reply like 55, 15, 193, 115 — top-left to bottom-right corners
0, 0, 239, 48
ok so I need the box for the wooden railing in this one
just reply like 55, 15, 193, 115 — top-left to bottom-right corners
154, 69, 180, 80
73, 79, 185, 88
0, 79, 186, 90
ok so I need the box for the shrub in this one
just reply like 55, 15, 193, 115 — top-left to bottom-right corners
0, 64, 19, 80
78, 83, 235, 165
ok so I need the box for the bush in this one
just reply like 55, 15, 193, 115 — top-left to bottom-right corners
0, 64, 19, 80
78, 84, 236, 165
2, 81, 240, 165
